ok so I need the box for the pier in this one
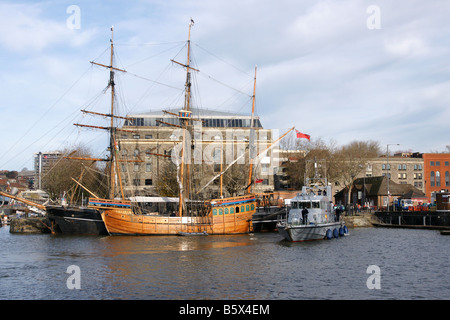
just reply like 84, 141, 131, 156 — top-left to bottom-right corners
373, 210, 450, 230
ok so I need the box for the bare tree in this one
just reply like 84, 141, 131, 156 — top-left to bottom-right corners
333, 140, 382, 205
42, 144, 107, 203
154, 160, 179, 197
284, 137, 337, 189
222, 164, 248, 197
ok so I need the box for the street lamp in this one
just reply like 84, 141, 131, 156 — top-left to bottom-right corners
386, 143, 399, 211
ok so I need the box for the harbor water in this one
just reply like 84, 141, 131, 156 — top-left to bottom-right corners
0, 225, 448, 300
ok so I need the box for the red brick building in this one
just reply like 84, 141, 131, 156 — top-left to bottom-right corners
422, 153, 450, 201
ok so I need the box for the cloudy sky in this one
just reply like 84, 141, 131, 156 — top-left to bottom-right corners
1, 0, 449, 171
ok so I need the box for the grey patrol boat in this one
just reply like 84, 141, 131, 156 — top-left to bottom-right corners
277, 160, 348, 242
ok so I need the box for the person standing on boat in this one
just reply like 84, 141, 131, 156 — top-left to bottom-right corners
302, 208, 308, 225
335, 207, 341, 222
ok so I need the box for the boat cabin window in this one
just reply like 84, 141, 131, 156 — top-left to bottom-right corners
312, 201, 320, 209
292, 202, 298, 209
298, 201, 311, 209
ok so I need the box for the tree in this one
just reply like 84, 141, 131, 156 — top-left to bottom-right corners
154, 160, 179, 197
284, 137, 337, 189
333, 140, 382, 205
5, 171, 18, 179
41, 144, 107, 203
222, 164, 248, 197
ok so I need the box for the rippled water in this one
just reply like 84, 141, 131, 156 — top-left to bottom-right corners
0, 225, 448, 300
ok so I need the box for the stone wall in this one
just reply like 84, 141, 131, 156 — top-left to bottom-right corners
9, 217, 51, 233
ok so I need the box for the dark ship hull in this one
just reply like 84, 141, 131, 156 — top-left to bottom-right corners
252, 206, 287, 232
46, 205, 107, 235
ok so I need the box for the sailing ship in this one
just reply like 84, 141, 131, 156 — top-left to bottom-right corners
277, 160, 348, 241
45, 205, 106, 235
82, 21, 280, 236
2, 22, 295, 236
0, 188, 106, 235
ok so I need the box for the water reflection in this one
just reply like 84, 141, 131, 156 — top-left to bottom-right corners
99, 234, 255, 256
1, 226, 449, 300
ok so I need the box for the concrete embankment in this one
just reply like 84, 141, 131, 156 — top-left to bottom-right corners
342, 214, 377, 228
9, 217, 51, 234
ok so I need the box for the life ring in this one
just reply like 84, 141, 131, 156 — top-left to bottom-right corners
326, 229, 332, 240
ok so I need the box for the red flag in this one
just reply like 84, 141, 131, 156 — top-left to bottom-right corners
255, 179, 264, 183
296, 130, 310, 140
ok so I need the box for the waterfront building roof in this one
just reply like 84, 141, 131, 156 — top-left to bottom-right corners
124, 107, 263, 128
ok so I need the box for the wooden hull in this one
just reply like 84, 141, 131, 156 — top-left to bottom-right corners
93, 196, 255, 236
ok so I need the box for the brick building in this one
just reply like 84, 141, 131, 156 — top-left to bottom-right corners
422, 153, 450, 200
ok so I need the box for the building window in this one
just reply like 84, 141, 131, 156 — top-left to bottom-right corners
436, 161, 441, 166
445, 161, 449, 166
134, 149, 139, 157
145, 179, 153, 186
146, 163, 152, 172
398, 173, 407, 179
436, 171, 441, 187
134, 164, 140, 172
133, 179, 140, 186
431, 161, 434, 166
213, 148, 221, 163
445, 171, 449, 187
430, 171, 435, 187
145, 135, 152, 139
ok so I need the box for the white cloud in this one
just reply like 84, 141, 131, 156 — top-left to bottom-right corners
384, 36, 429, 57
1, 0, 450, 170
0, 2, 96, 54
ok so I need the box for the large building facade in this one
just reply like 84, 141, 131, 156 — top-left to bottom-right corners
422, 153, 450, 200
117, 108, 276, 198
366, 152, 425, 191
33, 151, 62, 190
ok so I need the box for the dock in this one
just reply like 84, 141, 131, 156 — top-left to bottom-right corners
374, 210, 450, 228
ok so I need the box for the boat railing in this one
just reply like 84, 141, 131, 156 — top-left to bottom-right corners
207, 194, 256, 207
88, 197, 131, 208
